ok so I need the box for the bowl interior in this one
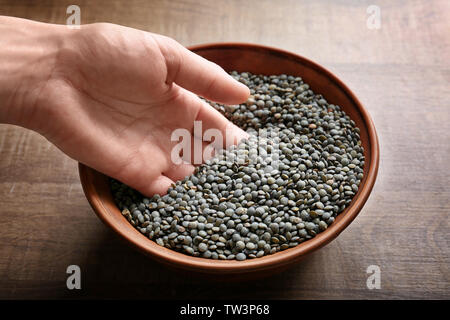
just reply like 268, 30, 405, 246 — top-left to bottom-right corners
79, 43, 379, 275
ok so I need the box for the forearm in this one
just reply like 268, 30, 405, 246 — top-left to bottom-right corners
0, 16, 66, 130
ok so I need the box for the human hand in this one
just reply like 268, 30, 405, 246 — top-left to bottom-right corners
0, 17, 249, 196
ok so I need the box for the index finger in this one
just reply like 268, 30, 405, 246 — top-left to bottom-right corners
153, 35, 250, 105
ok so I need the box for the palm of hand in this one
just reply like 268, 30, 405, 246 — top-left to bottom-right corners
37, 23, 249, 195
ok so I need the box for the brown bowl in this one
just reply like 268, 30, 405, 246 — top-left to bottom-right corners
79, 43, 379, 278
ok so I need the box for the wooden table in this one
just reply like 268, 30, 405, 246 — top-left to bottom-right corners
0, 0, 448, 299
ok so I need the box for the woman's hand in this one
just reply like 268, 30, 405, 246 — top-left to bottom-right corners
0, 17, 249, 195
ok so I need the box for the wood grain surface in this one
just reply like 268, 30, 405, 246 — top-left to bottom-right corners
0, 0, 449, 299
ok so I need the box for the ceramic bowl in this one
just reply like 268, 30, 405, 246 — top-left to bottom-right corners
79, 43, 379, 278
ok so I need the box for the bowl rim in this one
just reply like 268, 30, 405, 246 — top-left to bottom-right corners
78, 43, 380, 274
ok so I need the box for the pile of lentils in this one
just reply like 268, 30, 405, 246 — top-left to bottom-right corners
110, 72, 365, 261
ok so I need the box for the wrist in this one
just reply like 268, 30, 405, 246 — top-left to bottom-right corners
0, 16, 71, 131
